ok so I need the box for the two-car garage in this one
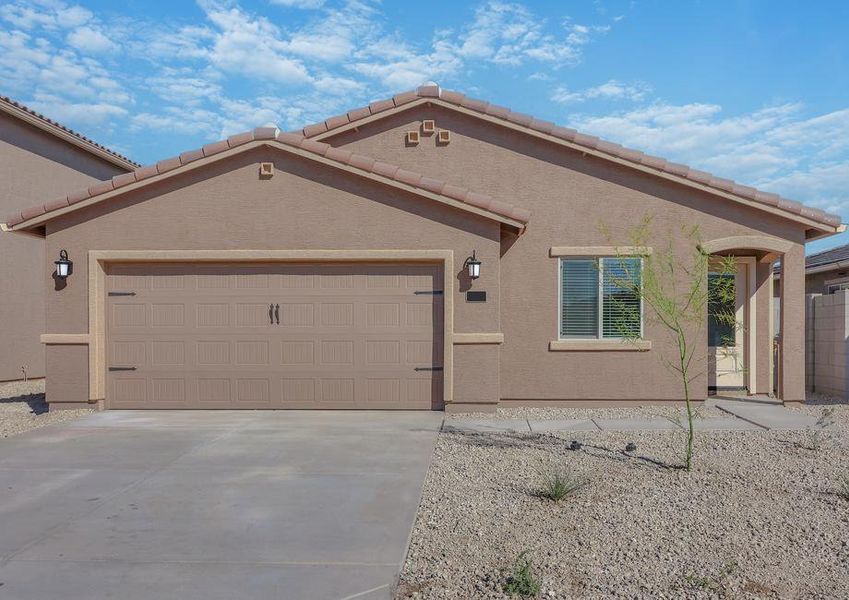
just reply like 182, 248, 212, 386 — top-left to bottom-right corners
106, 262, 444, 409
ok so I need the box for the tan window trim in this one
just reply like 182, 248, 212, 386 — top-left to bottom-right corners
550, 246, 652, 257
549, 339, 651, 351
453, 333, 504, 344
41, 333, 90, 344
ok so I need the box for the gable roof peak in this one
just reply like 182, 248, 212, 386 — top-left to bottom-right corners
3, 125, 530, 232
299, 86, 842, 233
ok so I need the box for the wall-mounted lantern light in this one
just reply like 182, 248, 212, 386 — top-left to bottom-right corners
54, 249, 72, 279
464, 251, 481, 280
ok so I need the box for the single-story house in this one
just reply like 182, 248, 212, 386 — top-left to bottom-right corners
2, 84, 843, 411
0, 96, 137, 382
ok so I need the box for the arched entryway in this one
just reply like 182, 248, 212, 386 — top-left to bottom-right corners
701, 236, 804, 403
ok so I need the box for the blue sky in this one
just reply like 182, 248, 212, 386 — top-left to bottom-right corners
2, 0, 848, 252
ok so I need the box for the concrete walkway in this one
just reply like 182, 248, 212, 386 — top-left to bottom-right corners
444, 401, 819, 433
0, 410, 443, 600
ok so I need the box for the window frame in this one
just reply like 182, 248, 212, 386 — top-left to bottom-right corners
557, 256, 644, 341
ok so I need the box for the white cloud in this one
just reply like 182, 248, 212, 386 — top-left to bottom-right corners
268, 0, 326, 8
27, 94, 127, 126
199, 2, 311, 84
569, 101, 849, 214
552, 79, 650, 104
67, 26, 115, 53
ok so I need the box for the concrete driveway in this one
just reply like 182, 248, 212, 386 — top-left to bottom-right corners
0, 410, 443, 600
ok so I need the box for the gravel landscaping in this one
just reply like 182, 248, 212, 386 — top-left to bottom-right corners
398, 398, 849, 599
0, 379, 93, 438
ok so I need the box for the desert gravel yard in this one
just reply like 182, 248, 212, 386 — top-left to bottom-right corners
397, 400, 849, 599
0, 380, 93, 438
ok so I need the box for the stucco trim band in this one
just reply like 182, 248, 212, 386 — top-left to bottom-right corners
41, 333, 90, 344
549, 339, 652, 351
453, 333, 504, 344
700, 236, 794, 255
87, 249, 455, 408
549, 246, 653, 257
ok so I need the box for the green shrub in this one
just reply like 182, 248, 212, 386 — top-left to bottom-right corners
538, 465, 587, 501
503, 552, 541, 598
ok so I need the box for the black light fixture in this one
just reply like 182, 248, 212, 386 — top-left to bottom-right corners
54, 249, 72, 279
464, 250, 482, 279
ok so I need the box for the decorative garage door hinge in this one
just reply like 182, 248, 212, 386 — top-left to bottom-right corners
414, 366, 444, 371
414, 290, 443, 295
108, 291, 137, 296
108, 366, 137, 371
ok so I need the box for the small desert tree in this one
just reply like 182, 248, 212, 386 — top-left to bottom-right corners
601, 215, 737, 471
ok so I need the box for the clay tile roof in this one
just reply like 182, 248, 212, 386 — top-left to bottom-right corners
179, 148, 204, 165
202, 140, 230, 157
417, 84, 440, 98
347, 107, 370, 121
88, 180, 114, 196
4, 126, 531, 231
292, 84, 842, 230
348, 154, 376, 171
372, 161, 400, 179
227, 131, 254, 147
324, 114, 349, 130
44, 196, 70, 212
302, 122, 328, 137
156, 156, 182, 174
368, 98, 395, 114
253, 126, 278, 140
276, 132, 304, 146
0, 95, 138, 170
298, 138, 330, 155
67, 188, 91, 205
392, 91, 418, 106
395, 168, 422, 187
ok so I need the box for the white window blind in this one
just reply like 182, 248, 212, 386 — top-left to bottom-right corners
560, 259, 598, 337
560, 257, 642, 339
602, 257, 641, 338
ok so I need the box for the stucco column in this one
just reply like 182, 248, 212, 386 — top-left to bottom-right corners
753, 261, 774, 395
779, 244, 805, 402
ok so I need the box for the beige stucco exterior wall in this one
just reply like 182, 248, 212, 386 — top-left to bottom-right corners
328, 105, 809, 402
0, 111, 127, 381
42, 147, 502, 408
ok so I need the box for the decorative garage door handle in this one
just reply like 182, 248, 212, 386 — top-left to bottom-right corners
275, 304, 280, 325
269, 304, 274, 325
415, 366, 444, 371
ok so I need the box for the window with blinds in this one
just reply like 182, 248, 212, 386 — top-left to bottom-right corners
560, 257, 642, 339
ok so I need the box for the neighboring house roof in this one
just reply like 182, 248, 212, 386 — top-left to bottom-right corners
774, 243, 849, 275
0, 95, 139, 171
298, 84, 842, 236
1, 128, 530, 233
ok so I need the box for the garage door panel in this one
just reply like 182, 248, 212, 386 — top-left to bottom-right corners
107, 263, 442, 409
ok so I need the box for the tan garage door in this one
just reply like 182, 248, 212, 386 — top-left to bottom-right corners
106, 263, 443, 409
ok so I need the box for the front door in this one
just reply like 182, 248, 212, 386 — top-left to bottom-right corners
708, 262, 747, 391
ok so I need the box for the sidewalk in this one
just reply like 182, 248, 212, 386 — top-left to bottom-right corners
443, 400, 820, 433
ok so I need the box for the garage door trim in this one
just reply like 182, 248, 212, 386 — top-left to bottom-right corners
88, 249, 454, 408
